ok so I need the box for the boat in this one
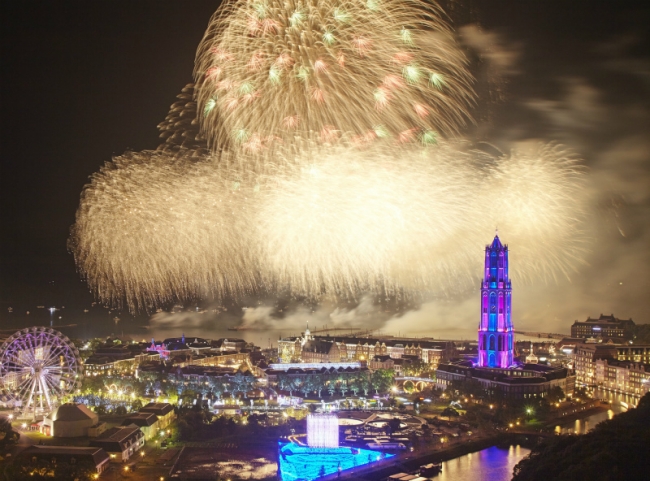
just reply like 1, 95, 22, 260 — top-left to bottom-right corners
420, 463, 442, 476
367, 442, 407, 450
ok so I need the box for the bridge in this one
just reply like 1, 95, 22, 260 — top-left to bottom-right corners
311, 327, 377, 336
516, 331, 569, 340
395, 376, 436, 392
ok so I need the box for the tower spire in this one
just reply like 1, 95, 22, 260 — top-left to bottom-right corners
478, 233, 514, 368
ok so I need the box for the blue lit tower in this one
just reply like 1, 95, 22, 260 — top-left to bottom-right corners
478, 235, 514, 368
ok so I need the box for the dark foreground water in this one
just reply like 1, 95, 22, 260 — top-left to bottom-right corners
435, 445, 530, 481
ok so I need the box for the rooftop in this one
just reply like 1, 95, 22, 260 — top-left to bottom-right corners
20, 446, 109, 466
121, 413, 158, 427
95, 424, 142, 443
51, 403, 97, 422
140, 402, 174, 416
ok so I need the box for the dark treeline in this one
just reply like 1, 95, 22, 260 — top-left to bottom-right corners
512, 392, 650, 481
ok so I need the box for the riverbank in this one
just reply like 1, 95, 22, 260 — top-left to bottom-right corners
333, 434, 535, 481
547, 404, 608, 429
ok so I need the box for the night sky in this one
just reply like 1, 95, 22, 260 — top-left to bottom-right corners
1, 1, 649, 335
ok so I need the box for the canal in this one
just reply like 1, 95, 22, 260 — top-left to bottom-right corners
435, 445, 530, 481
555, 394, 629, 435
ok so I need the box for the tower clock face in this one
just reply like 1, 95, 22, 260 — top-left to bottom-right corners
491, 305, 496, 312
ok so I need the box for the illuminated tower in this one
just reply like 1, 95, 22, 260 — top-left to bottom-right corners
478, 234, 514, 368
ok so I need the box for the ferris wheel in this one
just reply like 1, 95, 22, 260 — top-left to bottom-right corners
0, 327, 82, 416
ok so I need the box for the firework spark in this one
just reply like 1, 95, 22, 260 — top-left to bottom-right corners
70, 142, 587, 310
195, 0, 474, 152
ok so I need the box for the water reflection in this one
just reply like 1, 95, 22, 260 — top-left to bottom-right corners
593, 388, 640, 408
437, 445, 530, 481
554, 403, 625, 435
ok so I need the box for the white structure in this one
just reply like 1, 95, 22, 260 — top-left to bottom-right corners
0, 327, 82, 416
269, 362, 362, 371
525, 342, 538, 364
307, 414, 339, 448
41, 403, 99, 437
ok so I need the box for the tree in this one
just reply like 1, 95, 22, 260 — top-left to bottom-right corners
131, 398, 143, 412
402, 359, 429, 377
547, 386, 565, 404
512, 393, 650, 481
300, 377, 313, 398
180, 389, 198, 406
349, 378, 360, 396
632, 323, 650, 344
278, 374, 297, 397
387, 418, 402, 434
450, 379, 485, 399
371, 369, 395, 394
573, 386, 588, 400
360, 376, 371, 396
312, 374, 324, 398
339, 380, 349, 397
115, 405, 127, 416
0, 417, 19, 447
327, 380, 336, 397
441, 407, 459, 418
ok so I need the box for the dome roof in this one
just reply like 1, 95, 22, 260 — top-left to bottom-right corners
52, 403, 97, 422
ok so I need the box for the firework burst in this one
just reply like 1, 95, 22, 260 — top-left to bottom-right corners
195, 0, 474, 152
68, 150, 261, 309
70, 142, 587, 310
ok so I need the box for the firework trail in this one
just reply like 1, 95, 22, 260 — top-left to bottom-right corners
195, 0, 474, 152
70, 142, 586, 310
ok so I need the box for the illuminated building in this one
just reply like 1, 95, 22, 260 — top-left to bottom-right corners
573, 343, 618, 386
138, 402, 176, 429
277, 332, 453, 368
15, 446, 110, 475
436, 235, 574, 399
307, 414, 339, 448
595, 359, 650, 399
40, 403, 100, 438
478, 234, 514, 368
90, 425, 145, 463
436, 362, 575, 400
301, 339, 345, 363
616, 345, 650, 364
571, 314, 635, 341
